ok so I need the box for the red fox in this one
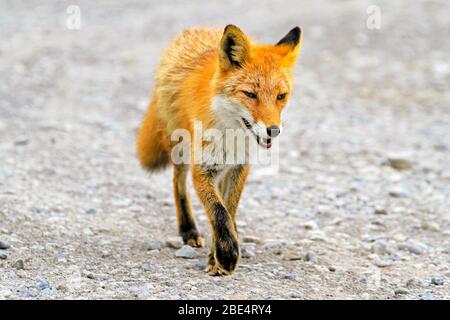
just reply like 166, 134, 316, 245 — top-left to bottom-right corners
136, 25, 302, 275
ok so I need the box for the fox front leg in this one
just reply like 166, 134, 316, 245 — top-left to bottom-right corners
192, 165, 239, 275
219, 164, 250, 232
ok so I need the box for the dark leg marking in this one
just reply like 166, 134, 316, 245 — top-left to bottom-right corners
212, 203, 239, 273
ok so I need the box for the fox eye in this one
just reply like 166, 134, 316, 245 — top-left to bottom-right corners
277, 93, 287, 100
242, 91, 257, 99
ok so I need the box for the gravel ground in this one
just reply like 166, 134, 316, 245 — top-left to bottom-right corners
0, 0, 449, 299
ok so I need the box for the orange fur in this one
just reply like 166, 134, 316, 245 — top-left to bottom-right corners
136, 25, 302, 275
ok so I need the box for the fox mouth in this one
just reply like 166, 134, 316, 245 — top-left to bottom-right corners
241, 118, 272, 149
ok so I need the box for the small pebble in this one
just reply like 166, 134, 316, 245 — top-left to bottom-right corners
387, 155, 413, 170
36, 208, 47, 214
57, 285, 68, 292
145, 240, 162, 251
304, 251, 318, 263
361, 293, 371, 300
363, 235, 384, 243
328, 266, 336, 272
374, 260, 392, 268
241, 244, 256, 258
194, 260, 207, 270
263, 239, 287, 249
13, 259, 25, 270
0, 251, 7, 259
0, 240, 11, 249
175, 245, 198, 259
279, 271, 299, 280
243, 236, 261, 244
96, 273, 109, 280
431, 276, 444, 286
387, 254, 398, 261
421, 222, 440, 232
371, 220, 385, 227
358, 275, 367, 284
285, 252, 302, 261
308, 231, 327, 241
419, 292, 435, 300
398, 242, 426, 255
101, 250, 111, 258
406, 277, 422, 288
394, 287, 410, 295
388, 187, 407, 198
37, 279, 49, 290
374, 208, 388, 215
301, 221, 318, 230
148, 249, 160, 256
289, 292, 301, 298
371, 240, 391, 255
41, 288, 59, 297
14, 138, 29, 146
128, 286, 140, 295
143, 261, 155, 272
166, 238, 183, 249
85, 208, 96, 214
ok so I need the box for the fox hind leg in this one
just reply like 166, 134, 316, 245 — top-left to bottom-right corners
173, 165, 204, 247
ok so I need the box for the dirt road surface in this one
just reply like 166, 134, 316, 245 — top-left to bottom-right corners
0, 0, 449, 299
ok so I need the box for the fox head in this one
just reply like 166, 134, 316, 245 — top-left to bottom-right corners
213, 24, 302, 149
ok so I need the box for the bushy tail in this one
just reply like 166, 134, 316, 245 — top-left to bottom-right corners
136, 97, 170, 172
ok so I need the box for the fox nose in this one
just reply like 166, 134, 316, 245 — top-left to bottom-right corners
266, 125, 280, 138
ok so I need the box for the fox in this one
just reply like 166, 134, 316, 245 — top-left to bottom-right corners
136, 24, 302, 275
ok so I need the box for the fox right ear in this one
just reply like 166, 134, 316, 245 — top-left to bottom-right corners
219, 24, 250, 69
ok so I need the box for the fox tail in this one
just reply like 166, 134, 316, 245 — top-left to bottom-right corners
136, 96, 170, 172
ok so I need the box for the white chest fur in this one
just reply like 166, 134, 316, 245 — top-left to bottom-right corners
198, 95, 257, 167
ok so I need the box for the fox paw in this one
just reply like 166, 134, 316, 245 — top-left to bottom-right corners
181, 230, 205, 248
209, 238, 239, 275
206, 263, 231, 276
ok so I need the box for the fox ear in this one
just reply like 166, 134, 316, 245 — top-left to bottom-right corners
277, 26, 302, 48
219, 24, 250, 69
276, 26, 302, 67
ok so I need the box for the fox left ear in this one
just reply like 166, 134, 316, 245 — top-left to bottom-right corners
277, 26, 302, 47
276, 26, 302, 67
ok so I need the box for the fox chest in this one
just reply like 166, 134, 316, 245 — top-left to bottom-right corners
199, 133, 251, 168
